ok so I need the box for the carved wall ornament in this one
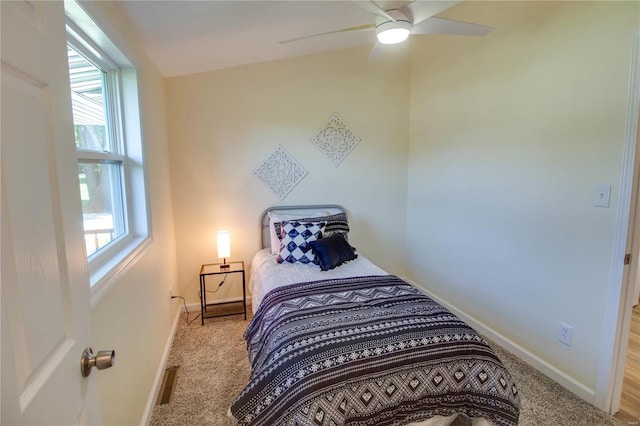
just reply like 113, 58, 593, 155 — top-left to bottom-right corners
253, 145, 307, 200
310, 112, 361, 166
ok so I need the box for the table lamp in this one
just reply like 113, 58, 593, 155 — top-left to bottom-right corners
217, 230, 231, 268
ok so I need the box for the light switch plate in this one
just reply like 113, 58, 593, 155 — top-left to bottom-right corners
594, 184, 611, 208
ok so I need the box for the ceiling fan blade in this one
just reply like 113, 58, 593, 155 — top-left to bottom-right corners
279, 23, 375, 44
411, 17, 493, 37
368, 41, 383, 60
401, 1, 462, 26
357, 0, 396, 22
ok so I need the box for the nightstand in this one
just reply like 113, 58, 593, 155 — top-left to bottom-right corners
199, 261, 246, 325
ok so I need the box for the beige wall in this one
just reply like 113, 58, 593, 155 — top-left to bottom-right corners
407, 0, 638, 396
85, 2, 178, 425
166, 46, 411, 304
83, 0, 638, 421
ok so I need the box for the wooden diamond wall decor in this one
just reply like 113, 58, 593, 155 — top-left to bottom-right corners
310, 112, 361, 166
253, 145, 307, 200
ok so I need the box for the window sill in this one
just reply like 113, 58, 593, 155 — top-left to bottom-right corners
90, 235, 152, 309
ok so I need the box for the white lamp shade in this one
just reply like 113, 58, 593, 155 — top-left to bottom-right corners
217, 230, 231, 260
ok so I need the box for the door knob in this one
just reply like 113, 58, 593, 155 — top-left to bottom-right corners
81, 347, 115, 377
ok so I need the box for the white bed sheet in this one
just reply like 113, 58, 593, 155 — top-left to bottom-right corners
249, 247, 387, 313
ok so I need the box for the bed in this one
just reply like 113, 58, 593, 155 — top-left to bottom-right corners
231, 205, 520, 426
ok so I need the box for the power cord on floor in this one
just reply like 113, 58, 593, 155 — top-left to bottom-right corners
171, 296, 201, 325
171, 274, 228, 326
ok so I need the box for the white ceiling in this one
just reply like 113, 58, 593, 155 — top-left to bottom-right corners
115, 0, 443, 77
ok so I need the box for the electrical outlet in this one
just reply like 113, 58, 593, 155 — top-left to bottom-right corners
559, 322, 573, 346
593, 184, 611, 208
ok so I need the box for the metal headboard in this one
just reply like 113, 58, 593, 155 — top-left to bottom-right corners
260, 204, 347, 249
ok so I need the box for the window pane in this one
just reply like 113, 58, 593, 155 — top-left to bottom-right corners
78, 162, 125, 257
67, 45, 110, 152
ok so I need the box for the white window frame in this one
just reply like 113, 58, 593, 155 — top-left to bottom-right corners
68, 40, 129, 256
65, 0, 151, 306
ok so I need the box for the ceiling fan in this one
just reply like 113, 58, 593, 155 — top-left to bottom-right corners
279, 1, 493, 59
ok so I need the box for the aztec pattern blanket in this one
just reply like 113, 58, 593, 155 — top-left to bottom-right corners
231, 276, 520, 426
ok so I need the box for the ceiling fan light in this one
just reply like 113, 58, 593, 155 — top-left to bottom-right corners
377, 28, 410, 44
375, 16, 412, 45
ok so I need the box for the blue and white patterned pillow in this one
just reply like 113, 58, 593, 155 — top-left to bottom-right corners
276, 221, 326, 264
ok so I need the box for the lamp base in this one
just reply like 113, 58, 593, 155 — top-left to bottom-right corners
220, 259, 230, 269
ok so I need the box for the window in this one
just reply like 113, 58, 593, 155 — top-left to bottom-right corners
65, 0, 150, 294
67, 44, 126, 257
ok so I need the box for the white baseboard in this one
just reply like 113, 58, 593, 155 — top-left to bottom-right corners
140, 306, 182, 425
139, 296, 252, 425
205, 296, 251, 305
402, 277, 595, 404
176, 296, 253, 319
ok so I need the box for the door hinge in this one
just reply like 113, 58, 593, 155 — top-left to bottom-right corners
624, 253, 631, 265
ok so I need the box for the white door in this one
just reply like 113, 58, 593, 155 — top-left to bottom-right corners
1, 1, 101, 424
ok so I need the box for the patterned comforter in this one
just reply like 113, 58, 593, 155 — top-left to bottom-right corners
231, 276, 520, 426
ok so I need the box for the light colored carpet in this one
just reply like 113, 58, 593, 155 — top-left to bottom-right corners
150, 311, 623, 426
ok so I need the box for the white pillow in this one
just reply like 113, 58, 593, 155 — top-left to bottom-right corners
267, 210, 328, 254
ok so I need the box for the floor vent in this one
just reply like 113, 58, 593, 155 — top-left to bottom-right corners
157, 366, 179, 405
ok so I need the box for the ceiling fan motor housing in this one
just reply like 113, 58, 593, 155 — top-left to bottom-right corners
375, 10, 411, 44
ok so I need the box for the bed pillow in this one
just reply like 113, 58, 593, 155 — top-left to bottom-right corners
275, 212, 350, 245
268, 211, 328, 255
309, 234, 358, 271
276, 221, 326, 264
